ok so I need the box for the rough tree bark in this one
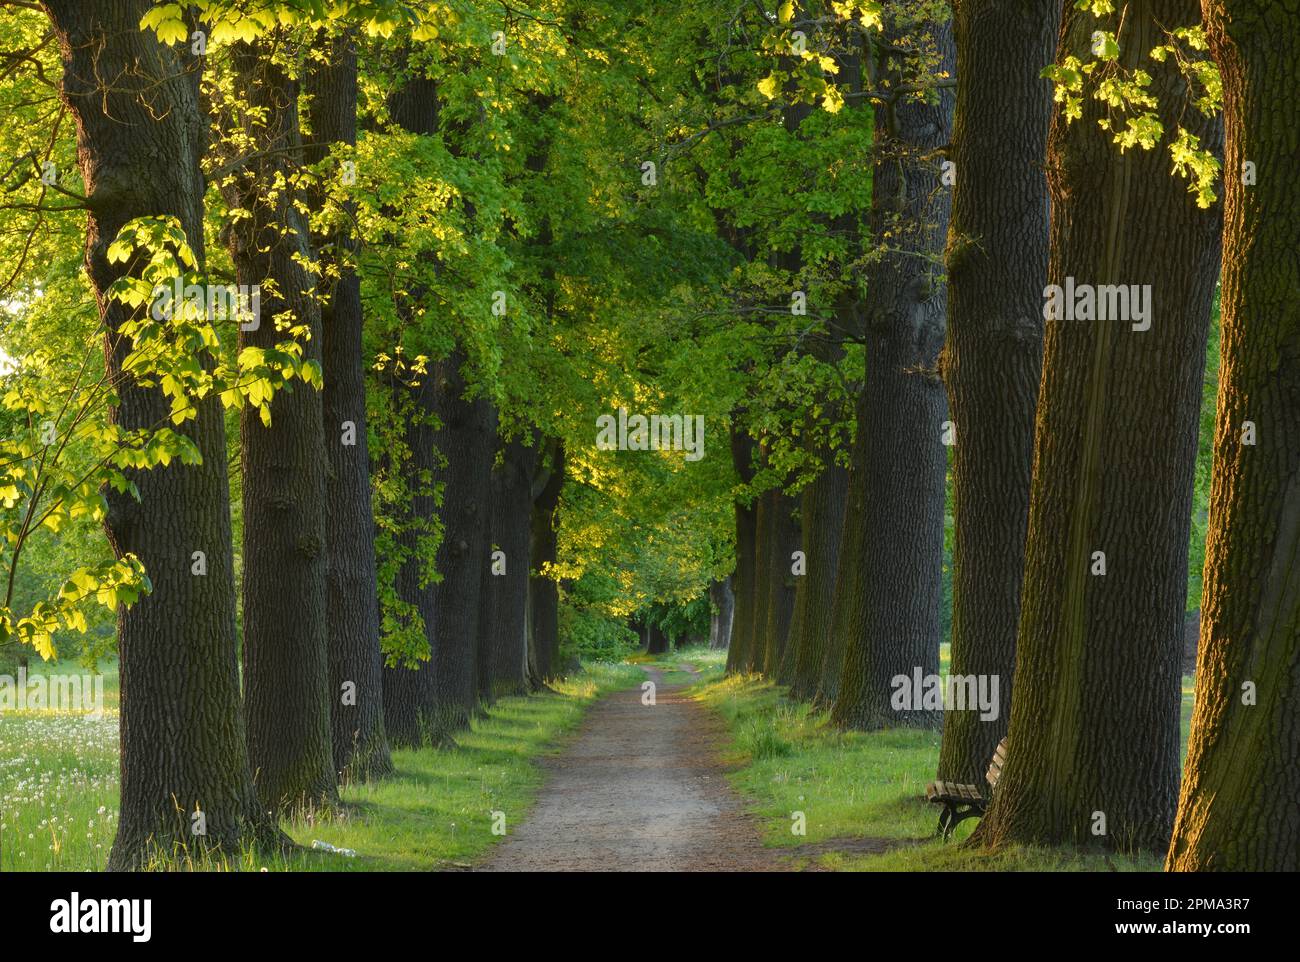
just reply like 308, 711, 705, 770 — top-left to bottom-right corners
478, 434, 537, 702
303, 29, 392, 782
380, 377, 438, 747
43, 0, 273, 869
708, 577, 735, 650
377, 70, 442, 746
977, 0, 1223, 852
425, 354, 494, 736
832, 15, 955, 730
762, 491, 800, 676
223, 36, 337, 812
377, 72, 494, 738
935, 0, 1059, 785
747, 486, 776, 673
783, 291, 855, 694
725, 428, 759, 674
1167, 0, 1300, 872
528, 442, 564, 685
788, 462, 848, 699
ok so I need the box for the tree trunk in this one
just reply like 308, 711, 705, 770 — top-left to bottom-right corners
748, 487, 776, 673
832, 17, 955, 731
1167, 0, 1300, 872
977, 0, 1223, 852
762, 492, 800, 676
935, 0, 1059, 785
478, 435, 537, 702
528, 442, 564, 685
424, 354, 494, 737
789, 463, 849, 699
44, 0, 275, 869
798, 293, 858, 705
708, 577, 735, 651
303, 29, 392, 782
380, 377, 439, 747
779, 312, 851, 691
223, 37, 337, 812
646, 622, 670, 656
376, 70, 442, 744
726, 428, 759, 674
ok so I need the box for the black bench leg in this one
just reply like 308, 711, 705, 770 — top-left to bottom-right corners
936, 803, 985, 842
936, 805, 955, 841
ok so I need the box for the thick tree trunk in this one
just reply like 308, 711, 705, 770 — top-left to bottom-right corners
935, 0, 1059, 785
797, 296, 858, 705
377, 71, 442, 744
424, 355, 494, 736
820, 393, 874, 709
708, 577, 735, 651
386, 74, 494, 736
44, 0, 273, 869
762, 492, 800, 676
380, 377, 439, 747
725, 429, 759, 674
832, 17, 955, 731
528, 442, 564, 685
747, 487, 776, 673
478, 435, 537, 702
788, 463, 849, 699
224, 37, 337, 812
304, 30, 392, 782
978, 1, 1223, 852
1167, 0, 1300, 872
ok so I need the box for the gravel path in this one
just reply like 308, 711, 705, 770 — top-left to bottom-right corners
477, 667, 781, 871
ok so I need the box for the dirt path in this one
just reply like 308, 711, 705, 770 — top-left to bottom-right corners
477, 666, 781, 871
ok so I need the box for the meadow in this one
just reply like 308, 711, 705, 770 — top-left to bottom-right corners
0, 659, 643, 871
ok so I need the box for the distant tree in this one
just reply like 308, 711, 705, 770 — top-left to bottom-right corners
528, 442, 565, 685
708, 577, 734, 651
726, 430, 760, 675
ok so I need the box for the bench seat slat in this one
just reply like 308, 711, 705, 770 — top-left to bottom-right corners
927, 780, 984, 804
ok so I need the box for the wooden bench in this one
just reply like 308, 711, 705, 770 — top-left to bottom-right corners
925, 737, 1008, 840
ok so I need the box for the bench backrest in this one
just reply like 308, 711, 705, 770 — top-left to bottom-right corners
985, 737, 1009, 791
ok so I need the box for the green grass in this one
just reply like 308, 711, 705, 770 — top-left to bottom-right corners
686, 647, 1194, 872
0, 658, 643, 871
2, 644, 1197, 873
279, 661, 643, 871
634, 643, 725, 687
0, 658, 120, 870
642, 644, 725, 677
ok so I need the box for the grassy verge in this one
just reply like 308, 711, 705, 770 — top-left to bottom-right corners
681, 647, 1191, 872
0, 658, 642, 871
